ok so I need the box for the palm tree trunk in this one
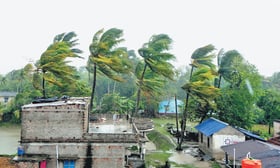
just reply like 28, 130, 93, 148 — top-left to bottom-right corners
90, 63, 97, 112
113, 81, 116, 94
107, 81, 110, 94
177, 66, 194, 150
175, 95, 179, 144
134, 64, 148, 117
217, 75, 222, 88
42, 75, 46, 98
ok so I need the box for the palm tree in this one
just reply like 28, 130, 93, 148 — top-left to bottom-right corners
177, 44, 216, 150
134, 34, 175, 116
182, 67, 219, 122
217, 49, 243, 88
35, 31, 83, 98
88, 28, 132, 111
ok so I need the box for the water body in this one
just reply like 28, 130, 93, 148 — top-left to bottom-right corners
0, 126, 21, 155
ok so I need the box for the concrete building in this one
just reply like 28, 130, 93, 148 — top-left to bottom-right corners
14, 97, 144, 168
195, 117, 245, 159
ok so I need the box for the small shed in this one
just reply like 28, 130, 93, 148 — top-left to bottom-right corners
195, 117, 245, 159
158, 98, 183, 115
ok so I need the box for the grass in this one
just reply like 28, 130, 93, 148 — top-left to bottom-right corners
251, 124, 272, 139
147, 130, 175, 151
145, 152, 172, 167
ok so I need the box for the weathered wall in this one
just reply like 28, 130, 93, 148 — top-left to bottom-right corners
21, 100, 88, 140
198, 126, 245, 159
20, 142, 134, 168
18, 97, 142, 168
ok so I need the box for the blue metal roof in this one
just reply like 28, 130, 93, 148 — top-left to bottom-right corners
236, 127, 266, 141
195, 117, 228, 136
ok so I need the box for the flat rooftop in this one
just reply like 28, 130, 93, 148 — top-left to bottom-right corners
89, 119, 133, 134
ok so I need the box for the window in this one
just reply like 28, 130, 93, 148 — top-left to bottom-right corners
200, 133, 203, 143
207, 137, 210, 148
64, 160, 75, 168
4, 97, 9, 103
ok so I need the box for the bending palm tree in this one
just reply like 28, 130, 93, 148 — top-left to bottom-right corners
135, 34, 175, 116
177, 44, 216, 150
88, 28, 132, 111
35, 31, 83, 98
217, 50, 243, 88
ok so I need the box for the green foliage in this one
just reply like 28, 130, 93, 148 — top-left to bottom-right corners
95, 93, 134, 114
35, 31, 83, 98
88, 28, 132, 82
135, 34, 176, 116
88, 28, 133, 111
145, 152, 172, 167
256, 89, 280, 133
147, 130, 175, 151
191, 44, 216, 70
216, 56, 262, 128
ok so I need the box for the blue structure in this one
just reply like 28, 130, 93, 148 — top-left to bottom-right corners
158, 98, 183, 114
195, 117, 265, 141
195, 117, 228, 136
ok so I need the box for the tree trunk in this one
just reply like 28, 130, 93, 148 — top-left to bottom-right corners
175, 95, 179, 144
177, 66, 194, 150
134, 64, 147, 117
90, 63, 97, 112
42, 74, 46, 98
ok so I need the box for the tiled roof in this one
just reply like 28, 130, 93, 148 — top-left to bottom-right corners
195, 117, 228, 136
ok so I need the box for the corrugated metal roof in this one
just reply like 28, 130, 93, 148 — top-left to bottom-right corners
195, 117, 228, 136
237, 127, 265, 141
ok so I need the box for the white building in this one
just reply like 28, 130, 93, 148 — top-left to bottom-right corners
195, 117, 245, 159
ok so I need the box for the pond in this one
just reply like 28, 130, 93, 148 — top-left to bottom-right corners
0, 126, 21, 155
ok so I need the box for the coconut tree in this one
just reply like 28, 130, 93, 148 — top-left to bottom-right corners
134, 34, 175, 116
216, 49, 243, 88
177, 44, 216, 150
182, 67, 220, 122
88, 28, 132, 111
34, 31, 83, 98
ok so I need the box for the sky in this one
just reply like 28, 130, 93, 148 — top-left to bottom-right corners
0, 0, 279, 77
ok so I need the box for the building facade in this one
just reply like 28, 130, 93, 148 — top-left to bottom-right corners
14, 97, 143, 168
195, 118, 245, 159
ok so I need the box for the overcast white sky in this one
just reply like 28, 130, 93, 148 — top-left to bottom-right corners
1, 0, 279, 77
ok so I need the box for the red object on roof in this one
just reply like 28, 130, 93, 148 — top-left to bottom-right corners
242, 158, 262, 168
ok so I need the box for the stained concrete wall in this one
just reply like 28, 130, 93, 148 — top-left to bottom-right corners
198, 126, 245, 160
21, 98, 88, 140
17, 97, 142, 168
20, 142, 135, 168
